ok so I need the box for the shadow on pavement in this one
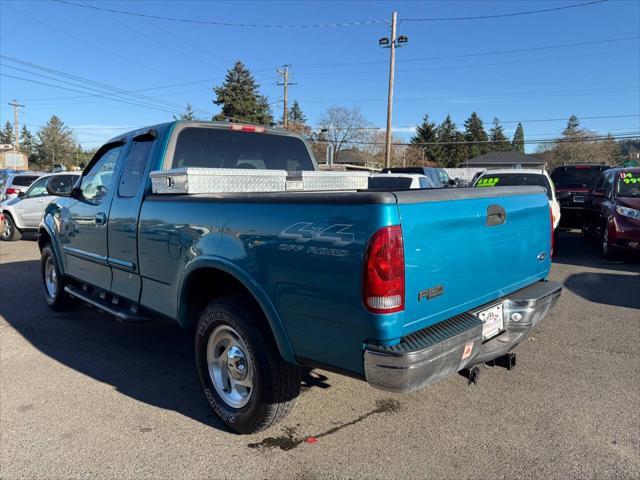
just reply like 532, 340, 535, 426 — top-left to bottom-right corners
564, 271, 640, 309
553, 230, 640, 273
0, 258, 331, 432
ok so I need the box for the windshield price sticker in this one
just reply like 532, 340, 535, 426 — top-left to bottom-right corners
620, 172, 637, 184
477, 177, 500, 187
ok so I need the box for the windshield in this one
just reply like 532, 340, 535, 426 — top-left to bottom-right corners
617, 171, 640, 197
475, 173, 553, 200
550, 166, 607, 188
171, 127, 315, 171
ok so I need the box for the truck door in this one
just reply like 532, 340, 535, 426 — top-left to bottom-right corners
63, 143, 124, 290
107, 131, 157, 303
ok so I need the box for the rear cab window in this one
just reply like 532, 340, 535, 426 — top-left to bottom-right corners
550, 166, 608, 189
475, 173, 553, 200
169, 126, 315, 172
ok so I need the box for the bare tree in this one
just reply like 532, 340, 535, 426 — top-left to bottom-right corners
318, 106, 371, 162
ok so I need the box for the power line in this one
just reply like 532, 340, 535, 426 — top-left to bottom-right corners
0, 73, 184, 116
310, 133, 640, 147
5, 3, 186, 82
52, 0, 388, 28
294, 35, 640, 68
402, 0, 608, 22
310, 114, 640, 132
294, 48, 638, 76
0, 55, 213, 115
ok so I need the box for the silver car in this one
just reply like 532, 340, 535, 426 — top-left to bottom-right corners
0, 171, 46, 201
0, 173, 79, 241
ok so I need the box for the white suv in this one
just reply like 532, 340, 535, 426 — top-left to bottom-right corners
473, 168, 561, 229
0, 173, 79, 241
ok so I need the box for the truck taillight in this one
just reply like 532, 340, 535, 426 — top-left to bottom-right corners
363, 225, 405, 314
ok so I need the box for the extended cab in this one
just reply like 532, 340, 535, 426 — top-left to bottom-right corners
39, 121, 561, 434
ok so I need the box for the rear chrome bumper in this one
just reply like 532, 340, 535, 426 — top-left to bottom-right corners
363, 280, 562, 393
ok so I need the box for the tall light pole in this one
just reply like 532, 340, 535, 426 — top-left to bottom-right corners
379, 12, 407, 169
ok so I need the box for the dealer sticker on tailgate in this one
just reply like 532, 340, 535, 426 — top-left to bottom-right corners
477, 303, 504, 341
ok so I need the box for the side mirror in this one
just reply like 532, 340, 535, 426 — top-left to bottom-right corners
46, 176, 76, 197
17, 191, 25, 198
592, 188, 605, 197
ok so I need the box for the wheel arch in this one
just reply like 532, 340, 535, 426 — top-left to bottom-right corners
177, 257, 296, 364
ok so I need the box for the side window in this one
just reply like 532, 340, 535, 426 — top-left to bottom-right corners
25, 176, 50, 198
81, 145, 123, 204
593, 174, 606, 191
119, 139, 154, 198
604, 173, 614, 199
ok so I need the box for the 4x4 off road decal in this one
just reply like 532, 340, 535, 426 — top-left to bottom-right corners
476, 177, 500, 187
278, 222, 354, 258
279, 222, 354, 246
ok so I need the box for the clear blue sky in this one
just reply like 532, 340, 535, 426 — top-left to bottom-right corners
1, 0, 638, 153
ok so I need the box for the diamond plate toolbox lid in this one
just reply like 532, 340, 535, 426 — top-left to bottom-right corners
150, 168, 288, 194
286, 170, 370, 191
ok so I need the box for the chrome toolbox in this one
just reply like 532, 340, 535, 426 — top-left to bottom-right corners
150, 168, 288, 194
286, 170, 370, 191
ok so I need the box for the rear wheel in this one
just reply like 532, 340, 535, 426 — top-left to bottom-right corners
1, 214, 21, 241
41, 244, 77, 310
195, 295, 301, 434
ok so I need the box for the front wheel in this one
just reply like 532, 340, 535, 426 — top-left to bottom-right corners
41, 244, 77, 310
195, 295, 301, 434
601, 225, 617, 261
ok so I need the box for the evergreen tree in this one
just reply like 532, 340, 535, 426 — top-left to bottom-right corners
19, 126, 39, 164
174, 103, 196, 121
36, 115, 78, 169
1, 121, 14, 145
410, 114, 438, 164
512, 122, 525, 153
489, 117, 511, 152
288, 100, 307, 125
213, 61, 273, 125
563, 114, 581, 136
464, 112, 489, 159
434, 115, 467, 167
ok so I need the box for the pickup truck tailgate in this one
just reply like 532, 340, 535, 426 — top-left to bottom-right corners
395, 186, 552, 335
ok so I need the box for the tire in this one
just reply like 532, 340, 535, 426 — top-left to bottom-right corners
41, 244, 77, 310
601, 225, 617, 261
1, 214, 21, 241
195, 295, 301, 434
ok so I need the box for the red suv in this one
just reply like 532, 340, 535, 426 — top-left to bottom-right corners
551, 164, 610, 229
583, 168, 640, 259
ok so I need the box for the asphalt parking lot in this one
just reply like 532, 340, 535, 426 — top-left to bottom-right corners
1, 232, 639, 479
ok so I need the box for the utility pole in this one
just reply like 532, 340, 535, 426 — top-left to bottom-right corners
384, 12, 397, 169
7, 99, 25, 151
378, 13, 408, 168
276, 65, 296, 129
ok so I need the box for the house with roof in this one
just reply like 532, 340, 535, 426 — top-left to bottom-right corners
465, 151, 545, 169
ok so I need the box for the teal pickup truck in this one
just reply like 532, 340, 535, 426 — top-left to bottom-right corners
39, 121, 561, 433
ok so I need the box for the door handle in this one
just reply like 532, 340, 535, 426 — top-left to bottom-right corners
94, 212, 107, 226
37, 199, 44, 204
